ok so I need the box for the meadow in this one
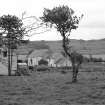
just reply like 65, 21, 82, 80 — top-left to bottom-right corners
0, 62, 105, 105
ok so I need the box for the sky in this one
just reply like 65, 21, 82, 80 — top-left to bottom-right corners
0, 0, 105, 41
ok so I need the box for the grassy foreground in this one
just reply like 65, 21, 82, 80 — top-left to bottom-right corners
0, 63, 105, 105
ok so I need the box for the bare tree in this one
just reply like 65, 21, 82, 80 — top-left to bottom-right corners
21, 12, 51, 37
41, 5, 83, 82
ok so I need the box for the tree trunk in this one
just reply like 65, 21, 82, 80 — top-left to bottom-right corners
62, 32, 71, 63
8, 47, 11, 76
61, 31, 79, 83
11, 49, 13, 72
8, 32, 11, 76
72, 64, 77, 82
72, 63, 80, 83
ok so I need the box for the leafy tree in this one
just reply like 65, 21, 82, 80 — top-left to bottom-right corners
0, 15, 25, 76
41, 5, 83, 82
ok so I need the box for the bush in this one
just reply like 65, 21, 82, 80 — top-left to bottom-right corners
36, 65, 50, 71
38, 59, 48, 65
15, 68, 30, 76
61, 70, 67, 74
29, 66, 34, 71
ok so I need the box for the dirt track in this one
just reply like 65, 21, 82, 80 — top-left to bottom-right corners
0, 70, 105, 105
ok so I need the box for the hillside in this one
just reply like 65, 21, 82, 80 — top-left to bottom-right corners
17, 39, 105, 58
27, 39, 105, 55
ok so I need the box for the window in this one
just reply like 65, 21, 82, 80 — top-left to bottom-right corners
3, 51, 7, 57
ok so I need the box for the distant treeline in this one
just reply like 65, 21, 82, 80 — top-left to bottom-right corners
83, 56, 105, 63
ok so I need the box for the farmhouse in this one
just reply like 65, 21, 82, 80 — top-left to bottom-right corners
51, 52, 72, 67
0, 46, 17, 71
55, 58, 72, 67
0, 43, 72, 72
0, 44, 31, 71
28, 50, 72, 67
28, 49, 52, 66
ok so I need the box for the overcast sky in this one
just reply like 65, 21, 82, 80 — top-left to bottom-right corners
0, 0, 105, 40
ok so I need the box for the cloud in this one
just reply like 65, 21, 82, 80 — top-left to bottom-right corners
80, 21, 105, 29
0, 0, 105, 40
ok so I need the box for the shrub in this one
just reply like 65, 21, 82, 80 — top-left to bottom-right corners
38, 59, 48, 65
15, 68, 30, 76
36, 65, 50, 71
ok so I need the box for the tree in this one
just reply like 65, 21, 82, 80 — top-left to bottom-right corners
0, 15, 25, 76
70, 51, 83, 82
61, 50, 83, 82
41, 5, 83, 82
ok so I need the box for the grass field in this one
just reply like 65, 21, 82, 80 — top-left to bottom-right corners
0, 63, 105, 105
19, 39, 105, 56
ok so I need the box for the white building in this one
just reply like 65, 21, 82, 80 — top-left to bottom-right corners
27, 49, 72, 67
28, 49, 50, 66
